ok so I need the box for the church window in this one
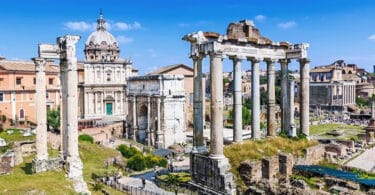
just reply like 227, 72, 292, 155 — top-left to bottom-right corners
0, 93, 3, 102
49, 78, 54, 85
19, 109, 25, 119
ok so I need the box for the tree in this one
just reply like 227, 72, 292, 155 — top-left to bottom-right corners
47, 107, 60, 132
228, 107, 251, 127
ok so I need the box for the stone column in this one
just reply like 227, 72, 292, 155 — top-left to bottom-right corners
210, 52, 224, 158
266, 59, 277, 137
58, 35, 84, 179
192, 55, 205, 151
299, 58, 310, 136
280, 59, 290, 133
250, 58, 261, 139
289, 80, 297, 137
231, 56, 243, 142
147, 96, 151, 146
132, 95, 137, 141
33, 57, 48, 161
156, 96, 162, 148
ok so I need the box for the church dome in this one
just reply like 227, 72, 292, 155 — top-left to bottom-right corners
84, 12, 120, 63
85, 13, 117, 46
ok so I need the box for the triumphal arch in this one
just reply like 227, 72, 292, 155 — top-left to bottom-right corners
183, 20, 310, 194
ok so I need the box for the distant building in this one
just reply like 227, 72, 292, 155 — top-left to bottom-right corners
310, 60, 356, 111
0, 58, 60, 123
147, 64, 206, 128
79, 12, 136, 122
127, 75, 186, 148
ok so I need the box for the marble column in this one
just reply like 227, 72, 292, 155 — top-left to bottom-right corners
58, 35, 84, 179
192, 55, 205, 150
280, 59, 290, 133
266, 59, 277, 136
156, 96, 162, 148
147, 96, 151, 146
132, 95, 137, 141
250, 58, 261, 139
299, 58, 310, 136
289, 80, 297, 137
33, 57, 48, 161
210, 52, 224, 158
232, 56, 243, 142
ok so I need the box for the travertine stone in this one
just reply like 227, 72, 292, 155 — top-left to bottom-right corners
299, 58, 310, 136
210, 52, 224, 158
266, 59, 276, 136
33, 58, 48, 161
250, 58, 261, 140
232, 56, 243, 142
289, 80, 297, 137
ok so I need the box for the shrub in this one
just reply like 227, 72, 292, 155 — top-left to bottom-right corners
78, 134, 94, 144
117, 144, 141, 158
145, 155, 167, 168
127, 154, 146, 171
1, 115, 6, 123
0, 123, 3, 132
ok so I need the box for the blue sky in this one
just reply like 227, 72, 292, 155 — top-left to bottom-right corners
1, 0, 375, 74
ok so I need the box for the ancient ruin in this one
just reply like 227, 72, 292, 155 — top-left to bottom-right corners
183, 20, 310, 194
32, 35, 89, 194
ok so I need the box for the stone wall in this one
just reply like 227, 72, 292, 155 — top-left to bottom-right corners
279, 153, 294, 181
325, 144, 347, 157
0, 151, 15, 175
297, 144, 325, 165
13, 140, 36, 166
335, 140, 354, 150
47, 132, 61, 150
261, 156, 279, 181
238, 160, 262, 185
80, 122, 124, 144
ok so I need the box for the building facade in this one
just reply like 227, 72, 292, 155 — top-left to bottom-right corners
79, 13, 135, 121
147, 64, 205, 129
0, 58, 60, 123
310, 60, 356, 111
127, 75, 185, 148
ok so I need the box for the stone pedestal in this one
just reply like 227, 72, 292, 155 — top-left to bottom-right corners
32, 157, 63, 173
190, 153, 236, 195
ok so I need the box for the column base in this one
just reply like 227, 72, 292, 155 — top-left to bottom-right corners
65, 156, 84, 179
32, 157, 63, 173
190, 153, 236, 195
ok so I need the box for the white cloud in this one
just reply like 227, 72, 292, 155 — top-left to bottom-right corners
64, 21, 96, 32
278, 21, 297, 29
114, 21, 141, 30
368, 34, 375, 41
254, 15, 266, 22
116, 36, 133, 44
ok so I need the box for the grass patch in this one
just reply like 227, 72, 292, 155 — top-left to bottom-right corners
157, 172, 191, 183
0, 156, 75, 194
0, 128, 35, 143
224, 137, 318, 189
309, 124, 362, 135
318, 159, 339, 169
291, 174, 320, 189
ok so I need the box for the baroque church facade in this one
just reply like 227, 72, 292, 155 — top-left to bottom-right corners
79, 13, 135, 122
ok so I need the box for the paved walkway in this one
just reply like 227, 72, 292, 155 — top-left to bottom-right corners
346, 146, 375, 172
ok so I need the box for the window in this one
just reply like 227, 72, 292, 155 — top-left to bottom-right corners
33, 78, 36, 84
19, 109, 24, 119
0, 93, 3, 102
49, 78, 54, 85
46, 92, 49, 99
16, 77, 22, 85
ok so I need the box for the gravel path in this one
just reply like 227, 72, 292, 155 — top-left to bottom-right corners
346, 146, 375, 172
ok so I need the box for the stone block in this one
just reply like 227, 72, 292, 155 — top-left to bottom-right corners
279, 153, 294, 180
301, 144, 325, 165
261, 156, 278, 180
325, 144, 347, 157
238, 160, 262, 185
335, 140, 354, 149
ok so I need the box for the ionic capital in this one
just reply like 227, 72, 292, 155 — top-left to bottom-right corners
229, 55, 245, 62
248, 57, 262, 64
264, 58, 277, 65
32, 57, 46, 72
279, 59, 291, 65
191, 54, 204, 61
298, 58, 311, 64
209, 51, 225, 59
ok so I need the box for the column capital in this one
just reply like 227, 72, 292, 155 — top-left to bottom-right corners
229, 55, 245, 61
190, 54, 204, 61
209, 51, 225, 59
264, 58, 278, 64
279, 58, 291, 65
32, 57, 46, 72
248, 57, 262, 63
298, 58, 311, 64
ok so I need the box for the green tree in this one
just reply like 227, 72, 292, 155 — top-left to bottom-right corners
228, 107, 252, 127
47, 107, 60, 132
356, 96, 370, 107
